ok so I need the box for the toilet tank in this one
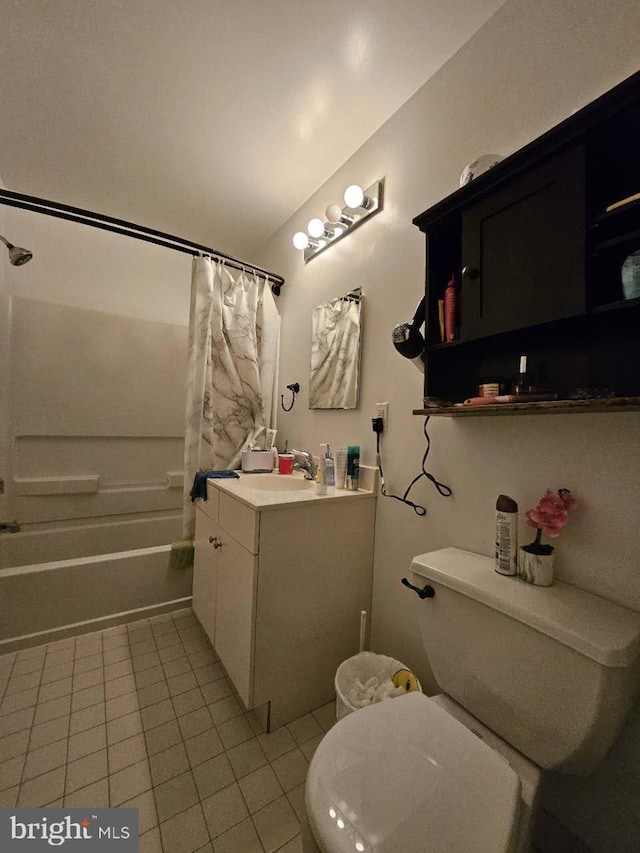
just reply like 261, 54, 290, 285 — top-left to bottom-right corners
410, 548, 640, 774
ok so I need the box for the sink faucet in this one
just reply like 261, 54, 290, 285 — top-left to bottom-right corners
0, 521, 20, 533
290, 449, 317, 481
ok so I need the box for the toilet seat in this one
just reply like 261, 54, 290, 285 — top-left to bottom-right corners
306, 693, 521, 853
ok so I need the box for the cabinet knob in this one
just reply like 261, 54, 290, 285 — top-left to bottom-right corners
213, 540, 222, 549
462, 265, 480, 280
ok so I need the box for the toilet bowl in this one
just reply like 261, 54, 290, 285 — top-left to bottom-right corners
303, 548, 640, 853
304, 692, 539, 853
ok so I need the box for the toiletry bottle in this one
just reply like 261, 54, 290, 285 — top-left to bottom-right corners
334, 448, 348, 489
444, 273, 457, 342
513, 355, 535, 395
316, 454, 327, 495
321, 443, 335, 487
346, 445, 360, 491
495, 495, 518, 576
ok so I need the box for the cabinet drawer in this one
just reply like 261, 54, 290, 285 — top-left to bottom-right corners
197, 483, 220, 523
219, 494, 259, 554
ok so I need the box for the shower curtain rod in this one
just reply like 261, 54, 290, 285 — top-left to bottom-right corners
0, 189, 285, 295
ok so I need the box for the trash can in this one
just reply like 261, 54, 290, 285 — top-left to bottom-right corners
335, 651, 422, 721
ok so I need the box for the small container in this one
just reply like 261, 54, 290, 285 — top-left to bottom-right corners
241, 450, 275, 473
333, 448, 348, 489
513, 355, 535, 395
495, 495, 518, 576
278, 454, 294, 475
478, 377, 507, 397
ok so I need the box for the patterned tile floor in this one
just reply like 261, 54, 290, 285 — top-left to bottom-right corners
0, 608, 335, 853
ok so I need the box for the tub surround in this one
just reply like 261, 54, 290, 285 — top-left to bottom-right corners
0, 546, 193, 652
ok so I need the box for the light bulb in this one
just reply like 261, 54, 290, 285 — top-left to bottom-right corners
325, 203, 343, 224
292, 231, 309, 250
343, 184, 365, 208
308, 218, 326, 238
336, 819, 345, 830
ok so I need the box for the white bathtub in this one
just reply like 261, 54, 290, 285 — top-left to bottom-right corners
0, 544, 192, 652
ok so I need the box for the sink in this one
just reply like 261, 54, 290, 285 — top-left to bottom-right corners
239, 474, 314, 492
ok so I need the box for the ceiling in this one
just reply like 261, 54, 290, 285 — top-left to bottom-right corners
0, 1, 505, 258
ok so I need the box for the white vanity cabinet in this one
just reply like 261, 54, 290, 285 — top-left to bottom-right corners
193, 479, 376, 728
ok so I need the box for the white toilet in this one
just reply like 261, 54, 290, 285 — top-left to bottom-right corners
304, 548, 640, 853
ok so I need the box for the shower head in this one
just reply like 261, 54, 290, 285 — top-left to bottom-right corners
0, 234, 33, 266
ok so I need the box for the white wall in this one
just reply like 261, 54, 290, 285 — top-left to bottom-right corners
253, 1, 640, 849
1, 205, 192, 568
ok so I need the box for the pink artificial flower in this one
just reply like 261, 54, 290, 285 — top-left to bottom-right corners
526, 489, 576, 538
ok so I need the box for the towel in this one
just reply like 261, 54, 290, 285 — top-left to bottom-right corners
190, 470, 239, 502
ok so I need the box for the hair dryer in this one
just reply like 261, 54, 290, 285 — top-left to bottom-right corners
392, 296, 426, 372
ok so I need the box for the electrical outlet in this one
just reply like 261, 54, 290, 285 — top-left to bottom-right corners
376, 402, 389, 425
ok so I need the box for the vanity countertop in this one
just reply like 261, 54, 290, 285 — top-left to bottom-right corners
207, 468, 376, 511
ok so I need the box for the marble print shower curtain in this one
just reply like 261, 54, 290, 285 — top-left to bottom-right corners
182, 257, 280, 538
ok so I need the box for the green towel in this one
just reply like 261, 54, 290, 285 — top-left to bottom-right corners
169, 540, 194, 569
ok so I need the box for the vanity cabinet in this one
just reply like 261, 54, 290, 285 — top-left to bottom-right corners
193, 482, 376, 728
414, 70, 640, 413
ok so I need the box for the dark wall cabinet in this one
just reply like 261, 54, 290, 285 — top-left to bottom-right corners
414, 71, 640, 410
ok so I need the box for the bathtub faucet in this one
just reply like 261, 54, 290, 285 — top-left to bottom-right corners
0, 521, 20, 533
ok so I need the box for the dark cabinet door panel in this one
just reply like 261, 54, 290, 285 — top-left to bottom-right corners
461, 146, 586, 340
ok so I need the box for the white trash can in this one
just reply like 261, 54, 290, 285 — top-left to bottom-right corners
334, 651, 422, 721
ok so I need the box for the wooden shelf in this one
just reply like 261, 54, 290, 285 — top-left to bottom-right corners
413, 397, 640, 417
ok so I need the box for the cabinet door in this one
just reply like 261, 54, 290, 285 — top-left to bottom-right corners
214, 532, 257, 708
192, 507, 220, 646
461, 146, 585, 340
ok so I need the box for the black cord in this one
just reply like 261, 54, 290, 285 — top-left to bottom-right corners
376, 416, 452, 516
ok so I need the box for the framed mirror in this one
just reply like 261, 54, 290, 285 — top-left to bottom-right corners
309, 287, 362, 409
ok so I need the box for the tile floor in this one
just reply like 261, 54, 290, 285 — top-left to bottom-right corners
0, 608, 335, 853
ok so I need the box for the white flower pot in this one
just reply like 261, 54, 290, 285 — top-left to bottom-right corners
518, 547, 554, 586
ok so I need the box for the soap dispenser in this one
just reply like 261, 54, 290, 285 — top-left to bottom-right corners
321, 443, 335, 487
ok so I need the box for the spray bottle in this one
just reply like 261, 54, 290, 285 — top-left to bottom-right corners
495, 495, 518, 576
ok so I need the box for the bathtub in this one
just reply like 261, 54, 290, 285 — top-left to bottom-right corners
0, 544, 193, 653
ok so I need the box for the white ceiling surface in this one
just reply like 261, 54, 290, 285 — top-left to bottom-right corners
0, 0, 505, 258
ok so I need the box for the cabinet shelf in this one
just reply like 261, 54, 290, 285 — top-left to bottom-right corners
413, 397, 640, 417
590, 296, 640, 314
590, 228, 640, 255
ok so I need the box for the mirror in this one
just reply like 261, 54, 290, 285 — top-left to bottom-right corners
309, 287, 362, 409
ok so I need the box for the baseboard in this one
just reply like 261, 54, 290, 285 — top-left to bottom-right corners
0, 596, 193, 654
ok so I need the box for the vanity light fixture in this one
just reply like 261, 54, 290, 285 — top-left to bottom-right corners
292, 178, 384, 263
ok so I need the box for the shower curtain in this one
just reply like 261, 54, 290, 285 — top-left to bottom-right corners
182, 257, 280, 538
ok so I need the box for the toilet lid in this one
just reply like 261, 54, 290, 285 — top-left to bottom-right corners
306, 693, 521, 853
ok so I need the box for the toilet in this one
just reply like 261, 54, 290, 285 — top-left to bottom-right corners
303, 548, 640, 853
